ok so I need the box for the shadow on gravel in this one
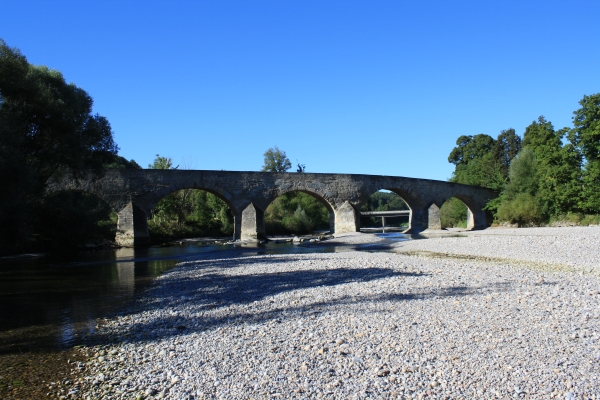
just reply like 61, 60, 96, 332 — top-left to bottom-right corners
86, 256, 519, 346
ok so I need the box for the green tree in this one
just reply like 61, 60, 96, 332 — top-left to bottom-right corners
448, 134, 496, 167
0, 39, 119, 254
261, 146, 292, 172
496, 148, 545, 225
522, 116, 581, 215
448, 134, 505, 190
492, 128, 521, 179
104, 155, 141, 170
148, 154, 177, 170
570, 93, 600, 213
265, 192, 330, 234
147, 154, 233, 240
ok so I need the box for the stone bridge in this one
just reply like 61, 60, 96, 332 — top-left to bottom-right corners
47, 169, 497, 246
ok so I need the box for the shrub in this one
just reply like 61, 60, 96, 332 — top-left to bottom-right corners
496, 193, 544, 226
440, 198, 467, 228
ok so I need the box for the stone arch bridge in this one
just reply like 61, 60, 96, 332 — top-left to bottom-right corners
47, 170, 497, 246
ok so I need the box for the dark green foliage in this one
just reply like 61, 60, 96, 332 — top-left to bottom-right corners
104, 155, 142, 170
0, 39, 119, 255
452, 153, 506, 190
440, 198, 467, 228
570, 94, 600, 213
148, 190, 234, 242
147, 154, 233, 241
496, 193, 544, 225
521, 117, 582, 216
571, 93, 600, 162
492, 128, 521, 179
35, 191, 116, 252
503, 148, 539, 199
447, 130, 515, 220
261, 146, 292, 172
495, 148, 545, 225
448, 134, 496, 167
579, 160, 600, 213
265, 192, 330, 234
447, 94, 600, 226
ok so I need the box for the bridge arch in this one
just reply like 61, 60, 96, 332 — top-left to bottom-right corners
147, 186, 235, 238
358, 189, 411, 233
437, 194, 487, 230
240, 189, 335, 240
47, 169, 497, 245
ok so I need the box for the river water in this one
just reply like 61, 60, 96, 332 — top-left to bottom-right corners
0, 232, 414, 354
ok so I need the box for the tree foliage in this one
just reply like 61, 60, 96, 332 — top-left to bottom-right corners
265, 192, 330, 234
447, 93, 600, 227
147, 154, 233, 241
261, 146, 292, 172
0, 39, 120, 254
570, 94, 600, 212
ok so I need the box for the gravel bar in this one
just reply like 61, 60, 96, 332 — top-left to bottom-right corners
396, 226, 600, 273
65, 228, 599, 399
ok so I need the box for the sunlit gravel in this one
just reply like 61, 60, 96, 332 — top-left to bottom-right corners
65, 229, 600, 399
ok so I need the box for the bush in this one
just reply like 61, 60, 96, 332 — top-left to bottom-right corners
264, 192, 330, 235
549, 213, 600, 226
496, 193, 544, 226
440, 198, 467, 228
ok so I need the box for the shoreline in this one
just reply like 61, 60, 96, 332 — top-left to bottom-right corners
58, 227, 599, 399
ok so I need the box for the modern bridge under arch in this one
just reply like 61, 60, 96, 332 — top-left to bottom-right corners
47, 169, 497, 246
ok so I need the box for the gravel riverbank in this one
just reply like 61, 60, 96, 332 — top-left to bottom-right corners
65, 228, 599, 399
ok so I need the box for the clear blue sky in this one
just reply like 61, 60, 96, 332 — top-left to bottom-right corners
3, 0, 599, 181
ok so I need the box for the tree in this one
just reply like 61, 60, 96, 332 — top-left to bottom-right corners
0, 39, 119, 254
148, 154, 189, 226
104, 155, 141, 170
261, 146, 292, 172
296, 160, 306, 173
570, 93, 600, 213
492, 128, 521, 179
523, 116, 581, 215
448, 134, 496, 167
148, 154, 177, 170
496, 148, 544, 225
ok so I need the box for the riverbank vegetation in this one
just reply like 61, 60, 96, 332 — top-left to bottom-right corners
447, 93, 600, 227
0, 40, 136, 255
145, 155, 234, 243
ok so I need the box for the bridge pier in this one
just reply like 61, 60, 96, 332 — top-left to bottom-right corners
335, 202, 359, 233
468, 208, 489, 230
240, 203, 266, 241
116, 202, 150, 247
427, 203, 442, 230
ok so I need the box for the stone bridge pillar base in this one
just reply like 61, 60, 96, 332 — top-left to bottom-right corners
240, 203, 266, 241
427, 204, 442, 230
116, 202, 150, 247
335, 202, 359, 234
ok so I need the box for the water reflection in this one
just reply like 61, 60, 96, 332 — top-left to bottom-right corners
0, 249, 180, 354
0, 235, 414, 354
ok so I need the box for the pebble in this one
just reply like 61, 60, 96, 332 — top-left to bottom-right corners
68, 228, 599, 399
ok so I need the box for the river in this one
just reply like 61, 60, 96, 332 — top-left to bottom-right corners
0, 232, 413, 355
